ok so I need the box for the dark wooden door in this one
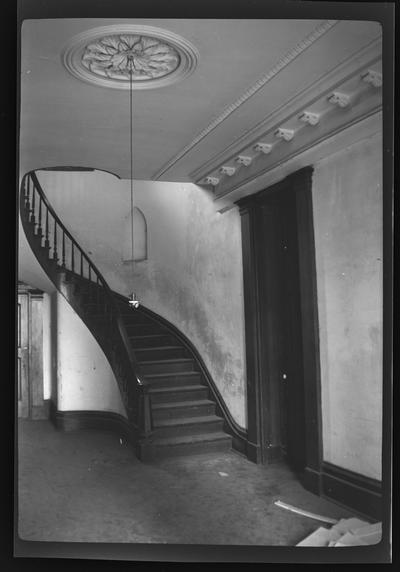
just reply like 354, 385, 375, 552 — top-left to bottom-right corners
18, 293, 30, 418
259, 188, 306, 471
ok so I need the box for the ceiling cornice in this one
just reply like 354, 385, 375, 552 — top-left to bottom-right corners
189, 37, 381, 183
152, 19, 338, 180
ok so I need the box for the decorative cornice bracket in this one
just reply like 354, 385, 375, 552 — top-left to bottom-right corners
328, 92, 351, 108
275, 128, 295, 141
362, 70, 382, 88
253, 142, 273, 154
204, 176, 220, 186
299, 111, 320, 126
235, 155, 253, 167
219, 166, 236, 176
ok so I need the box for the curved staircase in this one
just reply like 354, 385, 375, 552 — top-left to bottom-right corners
20, 170, 236, 460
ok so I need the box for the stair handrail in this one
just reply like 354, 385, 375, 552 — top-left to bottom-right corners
20, 170, 152, 438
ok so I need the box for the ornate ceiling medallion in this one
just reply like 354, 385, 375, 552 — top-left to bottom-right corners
62, 25, 199, 89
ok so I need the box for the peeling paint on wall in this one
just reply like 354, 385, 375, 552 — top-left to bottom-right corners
38, 171, 246, 427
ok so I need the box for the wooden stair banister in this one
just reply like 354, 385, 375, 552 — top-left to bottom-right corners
20, 170, 153, 458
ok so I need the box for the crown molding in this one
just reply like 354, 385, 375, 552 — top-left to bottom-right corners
152, 20, 338, 180
213, 110, 382, 213
212, 100, 381, 203
190, 37, 381, 182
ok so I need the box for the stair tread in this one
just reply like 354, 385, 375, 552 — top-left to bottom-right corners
139, 357, 193, 364
154, 414, 222, 428
149, 384, 206, 394
136, 346, 183, 352
129, 333, 169, 339
153, 399, 214, 410
153, 431, 231, 446
144, 371, 200, 379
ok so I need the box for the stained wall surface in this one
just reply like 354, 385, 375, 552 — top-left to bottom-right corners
33, 124, 383, 473
55, 293, 126, 416
37, 171, 247, 427
312, 131, 383, 480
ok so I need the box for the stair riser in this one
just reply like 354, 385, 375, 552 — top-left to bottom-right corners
152, 438, 232, 459
125, 324, 165, 335
135, 347, 188, 362
130, 335, 176, 348
153, 419, 224, 439
150, 388, 209, 404
145, 374, 202, 388
153, 403, 216, 421
140, 360, 195, 375
118, 314, 155, 325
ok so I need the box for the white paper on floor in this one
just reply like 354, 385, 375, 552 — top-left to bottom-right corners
218, 472, 229, 477
274, 500, 338, 524
296, 519, 382, 547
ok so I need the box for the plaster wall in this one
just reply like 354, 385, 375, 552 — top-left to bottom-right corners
312, 131, 383, 480
124, 181, 247, 428
36, 171, 246, 427
55, 293, 126, 416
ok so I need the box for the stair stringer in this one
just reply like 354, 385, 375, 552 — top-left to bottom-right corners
113, 291, 249, 457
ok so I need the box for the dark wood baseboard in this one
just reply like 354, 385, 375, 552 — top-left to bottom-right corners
48, 402, 154, 460
321, 462, 382, 521
49, 401, 132, 438
30, 399, 51, 420
301, 466, 322, 495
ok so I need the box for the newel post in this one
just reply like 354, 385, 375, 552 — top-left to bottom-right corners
135, 383, 154, 461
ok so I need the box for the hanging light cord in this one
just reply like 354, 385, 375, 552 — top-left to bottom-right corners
127, 61, 139, 308
129, 65, 135, 278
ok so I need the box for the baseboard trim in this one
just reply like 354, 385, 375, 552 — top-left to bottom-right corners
49, 403, 157, 460
50, 402, 132, 438
321, 461, 382, 521
30, 399, 51, 420
301, 466, 321, 495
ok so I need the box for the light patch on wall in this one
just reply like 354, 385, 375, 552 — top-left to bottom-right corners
122, 207, 148, 263
312, 129, 382, 480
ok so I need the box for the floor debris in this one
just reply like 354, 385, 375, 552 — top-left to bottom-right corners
274, 500, 339, 524
218, 472, 229, 477
296, 518, 382, 547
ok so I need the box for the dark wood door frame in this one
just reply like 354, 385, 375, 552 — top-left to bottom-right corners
17, 282, 47, 420
236, 166, 322, 494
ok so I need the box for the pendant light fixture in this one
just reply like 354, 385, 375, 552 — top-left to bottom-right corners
127, 56, 140, 309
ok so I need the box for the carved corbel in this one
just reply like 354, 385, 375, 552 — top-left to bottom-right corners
299, 111, 320, 126
235, 155, 253, 167
219, 166, 236, 176
204, 176, 220, 186
275, 128, 294, 141
327, 92, 350, 108
253, 142, 273, 154
361, 70, 382, 88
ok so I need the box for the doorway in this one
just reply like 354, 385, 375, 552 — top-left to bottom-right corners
17, 282, 47, 419
237, 167, 322, 491
258, 185, 306, 470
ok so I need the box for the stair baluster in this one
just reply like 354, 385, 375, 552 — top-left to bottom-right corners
62, 230, 66, 268
38, 195, 43, 239
20, 170, 154, 461
44, 208, 50, 250
30, 182, 36, 227
53, 219, 58, 263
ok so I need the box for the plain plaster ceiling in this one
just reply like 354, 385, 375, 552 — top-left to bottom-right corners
19, 18, 382, 181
